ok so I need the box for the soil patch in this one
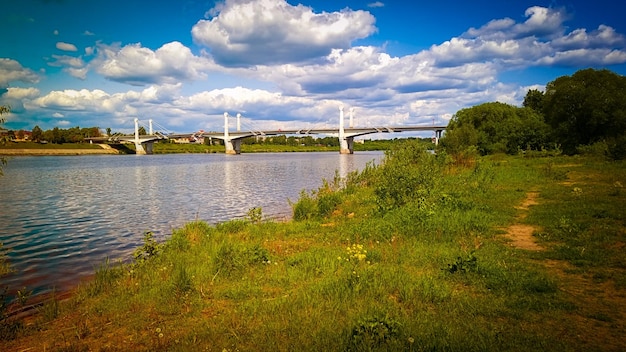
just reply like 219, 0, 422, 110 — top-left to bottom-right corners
504, 191, 543, 251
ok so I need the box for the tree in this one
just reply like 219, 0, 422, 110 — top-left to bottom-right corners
523, 89, 544, 113
543, 68, 626, 154
106, 127, 112, 136
31, 125, 43, 142
440, 102, 549, 155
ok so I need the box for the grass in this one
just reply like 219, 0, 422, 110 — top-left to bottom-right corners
1, 141, 625, 351
0, 141, 104, 149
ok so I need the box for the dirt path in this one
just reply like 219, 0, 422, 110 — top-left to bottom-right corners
504, 192, 626, 351
503, 191, 543, 251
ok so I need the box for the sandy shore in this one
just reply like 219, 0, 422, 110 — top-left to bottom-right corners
0, 144, 119, 156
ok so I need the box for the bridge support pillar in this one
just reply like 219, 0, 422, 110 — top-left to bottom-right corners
433, 130, 443, 146
135, 142, 146, 155
225, 139, 241, 155
340, 137, 354, 154
144, 142, 154, 154
134, 141, 154, 155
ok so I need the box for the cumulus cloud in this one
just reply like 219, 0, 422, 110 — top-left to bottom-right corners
56, 42, 78, 52
32, 89, 111, 111
0, 58, 40, 87
3, 87, 40, 100
212, 4, 622, 104
47, 54, 88, 79
92, 41, 212, 85
424, 6, 626, 70
191, 0, 377, 66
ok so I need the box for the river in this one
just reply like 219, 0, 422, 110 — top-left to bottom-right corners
0, 152, 382, 299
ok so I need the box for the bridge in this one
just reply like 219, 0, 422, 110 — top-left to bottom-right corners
89, 107, 447, 155
90, 118, 169, 154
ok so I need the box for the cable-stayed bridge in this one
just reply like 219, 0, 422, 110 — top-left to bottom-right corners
88, 107, 447, 155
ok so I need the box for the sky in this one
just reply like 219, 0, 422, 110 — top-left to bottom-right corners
1, 0, 626, 136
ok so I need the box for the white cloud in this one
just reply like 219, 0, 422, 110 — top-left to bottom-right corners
32, 89, 111, 111
191, 0, 377, 66
92, 41, 212, 85
368, 2, 384, 8
3, 87, 40, 100
48, 55, 88, 79
0, 58, 40, 87
56, 42, 78, 52
425, 6, 626, 70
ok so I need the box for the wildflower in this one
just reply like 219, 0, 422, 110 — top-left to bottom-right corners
408, 337, 415, 344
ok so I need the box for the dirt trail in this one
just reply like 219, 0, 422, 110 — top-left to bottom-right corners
504, 192, 626, 351
503, 191, 543, 251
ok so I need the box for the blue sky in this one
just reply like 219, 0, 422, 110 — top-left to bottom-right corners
1, 0, 625, 136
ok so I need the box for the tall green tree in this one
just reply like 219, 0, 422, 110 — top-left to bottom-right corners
441, 102, 549, 155
523, 89, 544, 112
542, 68, 626, 154
31, 125, 43, 142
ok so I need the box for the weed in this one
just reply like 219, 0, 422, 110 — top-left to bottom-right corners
444, 252, 477, 274
172, 265, 193, 294
16, 287, 32, 306
133, 231, 163, 264
610, 181, 623, 196
0, 243, 11, 277
246, 207, 263, 223
347, 315, 402, 351
215, 219, 248, 234
38, 290, 59, 322
542, 160, 567, 180
88, 257, 122, 296
291, 190, 317, 221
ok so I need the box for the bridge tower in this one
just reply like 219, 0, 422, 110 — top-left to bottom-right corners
223, 112, 242, 154
133, 118, 155, 155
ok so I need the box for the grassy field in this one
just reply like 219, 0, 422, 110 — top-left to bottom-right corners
1, 141, 625, 351
0, 142, 104, 150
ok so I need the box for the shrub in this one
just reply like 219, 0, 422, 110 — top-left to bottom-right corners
292, 190, 318, 221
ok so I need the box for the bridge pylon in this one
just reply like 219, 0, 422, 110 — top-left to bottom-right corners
134, 118, 155, 154
223, 112, 242, 154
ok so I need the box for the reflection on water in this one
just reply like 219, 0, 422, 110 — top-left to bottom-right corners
0, 152, 381, 297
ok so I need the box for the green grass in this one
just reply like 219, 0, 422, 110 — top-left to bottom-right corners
0, 141, 103, 149
2, 140, 625, 351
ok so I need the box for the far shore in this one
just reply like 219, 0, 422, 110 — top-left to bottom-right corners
0, 144, 119, 156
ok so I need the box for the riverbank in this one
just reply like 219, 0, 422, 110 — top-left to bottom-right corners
0, 143, 118, 155
2, 144, 625, 351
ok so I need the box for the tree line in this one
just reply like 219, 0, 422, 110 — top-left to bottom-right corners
7, 125, 102, 144
440, 68, 626, 159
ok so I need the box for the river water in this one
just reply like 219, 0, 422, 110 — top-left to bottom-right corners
0, 152, 382, 298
